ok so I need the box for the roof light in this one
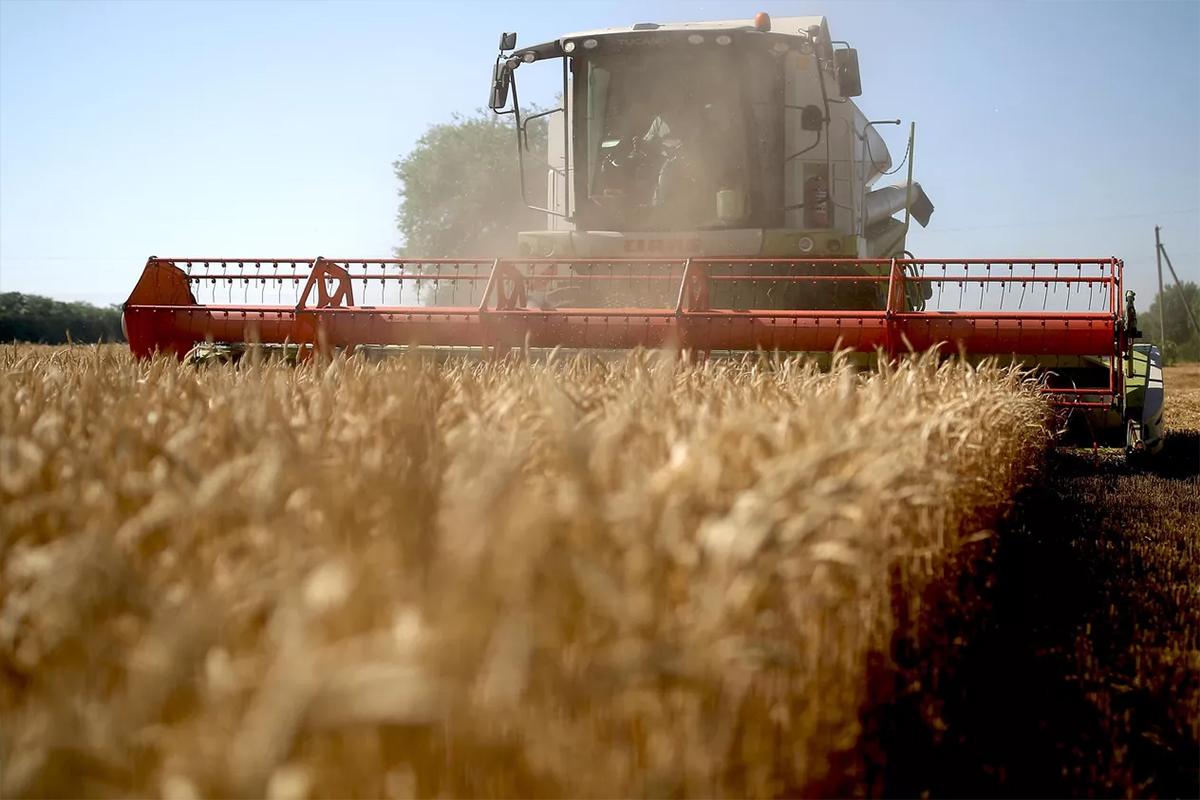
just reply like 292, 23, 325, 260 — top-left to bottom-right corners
687, 33, 704, 44
563, 40, 576, 53
754, 11, 771, 32
715, 34, 732, 46
583, 38, 599, 49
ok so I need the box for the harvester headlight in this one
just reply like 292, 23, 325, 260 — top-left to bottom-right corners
715, 34, 732, 46
772, 42, 789, 53
827, 238, 842, 253
521, 51, 536, 63
797, 236, 815, 253
563, 40, 577, 53
687, 34, 704, 44
583, 38, 599, 49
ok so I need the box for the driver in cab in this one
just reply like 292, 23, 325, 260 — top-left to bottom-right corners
595, 99, 742, 229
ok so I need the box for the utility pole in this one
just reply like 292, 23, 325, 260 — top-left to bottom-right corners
1154, 225, 1166, 344
1157, 232, 1200, 338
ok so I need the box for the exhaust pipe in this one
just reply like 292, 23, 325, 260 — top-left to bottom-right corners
865, 183, 935, 228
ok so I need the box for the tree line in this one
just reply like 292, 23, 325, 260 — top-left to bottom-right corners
1138, 281, 1200, 364
0, 292, 124, 344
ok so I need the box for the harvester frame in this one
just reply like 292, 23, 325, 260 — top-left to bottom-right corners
126, 255, 1133, 411
120, 10, 1166, 455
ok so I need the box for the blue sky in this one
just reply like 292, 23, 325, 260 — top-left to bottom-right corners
1, 0, 1197, 306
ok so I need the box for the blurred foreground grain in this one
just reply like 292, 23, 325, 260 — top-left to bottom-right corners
0, 345, 1048, 798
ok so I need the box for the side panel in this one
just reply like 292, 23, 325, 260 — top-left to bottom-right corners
783, 52, 875, 241
545, 83, 574, 231
1126, 344, 1165, 453
783, 51, 814, 231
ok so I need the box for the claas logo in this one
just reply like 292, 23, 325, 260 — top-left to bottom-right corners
623, 238, 703, 254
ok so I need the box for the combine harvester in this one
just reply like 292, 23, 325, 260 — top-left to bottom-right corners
122, 12, 1163, 455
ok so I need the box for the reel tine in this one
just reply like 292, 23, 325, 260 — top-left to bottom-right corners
184, 259, 194, 302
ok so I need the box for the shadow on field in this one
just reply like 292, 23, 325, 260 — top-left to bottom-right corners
1138, 431, 1197, 479
837, 431, 1200, 799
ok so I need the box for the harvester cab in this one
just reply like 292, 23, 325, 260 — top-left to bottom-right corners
122, 11, 1163, 457
490, 13, 934, 267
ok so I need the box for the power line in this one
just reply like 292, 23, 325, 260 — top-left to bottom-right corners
929, 208, 1199, 233
1, 256, 142, 262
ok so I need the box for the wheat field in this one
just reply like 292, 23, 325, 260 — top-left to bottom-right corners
0, 345, 1049, 798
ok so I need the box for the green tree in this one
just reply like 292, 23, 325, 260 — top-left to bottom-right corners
394, 110, 548, 258
1139, 281, 1200, 364
0, 293, 124, 344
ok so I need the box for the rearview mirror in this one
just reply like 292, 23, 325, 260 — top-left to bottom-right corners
835, 48, 862, 98
489, 60, 512, 110
499, 31, 517, 51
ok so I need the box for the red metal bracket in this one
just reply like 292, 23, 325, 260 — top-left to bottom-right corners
123, 258, 202, 358
883, 258, 905, 358
293, 258, 356, 356
674, 258, 710, 313
492, 261, 527, 311
296, 258, 354, 310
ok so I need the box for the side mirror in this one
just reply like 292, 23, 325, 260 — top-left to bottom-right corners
499, 32, 517, 51
800, 104, 823, 132
835, 48, 862, 98
489, 60, 512, 110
